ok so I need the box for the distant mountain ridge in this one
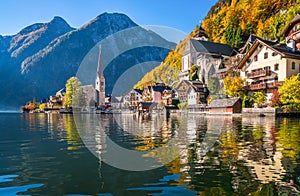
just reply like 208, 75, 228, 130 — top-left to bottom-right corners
0, 13, 175, 109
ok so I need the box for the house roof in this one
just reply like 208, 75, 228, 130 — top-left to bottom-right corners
195, 26, 208, 39
123, 88, 144, 97
110, 96, 121, 103
282, 14, 300, 37
189, 80, 205, 92
56, 88, 66, 94
239, 34, 261, 53
237, 39, 300, 69
208, 97, 240, 108
176, 80, 205, 92
272, 43, 300, 58
134, 89, 143, 95
151, 85, 172, 93
189, 38, 233, 56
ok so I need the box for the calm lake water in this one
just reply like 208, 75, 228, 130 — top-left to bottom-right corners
0, 113, 300, 196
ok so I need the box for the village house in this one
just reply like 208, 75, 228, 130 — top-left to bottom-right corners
110, 96, 122, 109
236, 15, 300, 102
122, 89, 143, 110
48, 88, 65, 109
161, 89, 174, 105
176, 80, 208, 105
282, 14, 300, 52
142, 84, 173, 104
180, 38, 234, 84
208, 97, 242, 114
237, 40, 300, 100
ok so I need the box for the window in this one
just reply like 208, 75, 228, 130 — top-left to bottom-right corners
272, 52, 277, 56
292, 62, 296, 70
274, 64, 279, 71
254, 55, 258, 62
264, 52, 268, 59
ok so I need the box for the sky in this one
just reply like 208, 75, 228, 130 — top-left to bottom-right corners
0, 0, 218, 36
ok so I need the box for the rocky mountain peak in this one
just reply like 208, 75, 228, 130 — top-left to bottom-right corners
48, 16, 73, 31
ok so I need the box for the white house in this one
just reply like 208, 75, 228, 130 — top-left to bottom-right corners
237, 38, 300, 100
122, 89, 143, 109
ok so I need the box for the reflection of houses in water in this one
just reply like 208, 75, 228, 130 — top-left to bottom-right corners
176, 116, 233, 177
238, 117, 286, 183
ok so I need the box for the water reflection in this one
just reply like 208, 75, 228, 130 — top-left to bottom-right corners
1, 113, 300, 195
0, 174, 43, 195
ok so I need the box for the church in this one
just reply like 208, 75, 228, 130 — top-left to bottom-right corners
180, 36, 234, 84
81, 45, 106, 108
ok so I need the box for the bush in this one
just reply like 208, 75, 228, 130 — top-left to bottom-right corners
242, 96, 253, 108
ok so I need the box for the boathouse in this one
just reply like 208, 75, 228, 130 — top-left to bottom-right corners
208, 97, 242, 114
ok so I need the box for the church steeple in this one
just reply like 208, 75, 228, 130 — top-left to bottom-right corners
95, 45, 105, 106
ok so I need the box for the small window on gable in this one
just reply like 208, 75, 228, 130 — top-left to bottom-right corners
264, 52, 268, 59
254, 55, 258, 62
274, 63, 279, 71
272, 52, 277, 56
292, 62, 296, 70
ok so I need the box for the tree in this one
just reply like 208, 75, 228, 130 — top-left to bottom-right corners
278, 74, 300, 110
242, 95, 253, 108
208, 76, 221, 94
223, 76, 245, 97
64, 77, 82, 108
72, 87, 86, 108
189, 64, 198, 81
253, 91, 266, 107
270, 90, 281, 107
39, 103, 46, 111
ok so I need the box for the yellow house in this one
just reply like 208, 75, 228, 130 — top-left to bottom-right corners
237, 38, 300, 100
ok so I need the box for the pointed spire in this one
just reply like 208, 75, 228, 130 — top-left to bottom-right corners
97, 44, 103, 77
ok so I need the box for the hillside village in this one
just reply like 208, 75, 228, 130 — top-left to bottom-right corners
22, 14, 300, 115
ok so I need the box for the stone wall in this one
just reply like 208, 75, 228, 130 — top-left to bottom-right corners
242, 108, 283, 115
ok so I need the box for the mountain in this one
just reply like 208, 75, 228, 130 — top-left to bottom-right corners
9, 16, 74, 60
0, 13, 175, 109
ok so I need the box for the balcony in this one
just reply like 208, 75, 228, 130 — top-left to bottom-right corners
267, 81, 283, 88
248, 83, 267, 90
247, 70, 270, 79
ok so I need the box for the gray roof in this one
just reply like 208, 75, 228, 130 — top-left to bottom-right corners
208, 97, 240, 108
257, 39, 300, 59
151, 85, 172, 93
272, 43, 300, 59
190, 39, 233, 56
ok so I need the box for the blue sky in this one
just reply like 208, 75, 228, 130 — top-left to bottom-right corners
0, 0, 217, 36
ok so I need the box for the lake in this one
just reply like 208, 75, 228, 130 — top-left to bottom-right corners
0, 113, 299, 195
